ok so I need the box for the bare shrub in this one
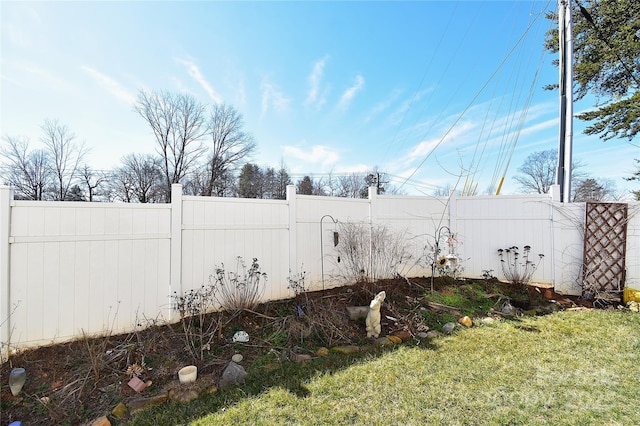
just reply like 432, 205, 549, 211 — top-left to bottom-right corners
172, 285, 219, 360
335, 222, 413, 282
211, 257, 267, 313
498, 245, 544, 296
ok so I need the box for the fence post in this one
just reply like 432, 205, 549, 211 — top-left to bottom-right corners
169, 184, 183, 322
0, 186, 14, 361
368, 187, 377, 281
286, 185, 297, 281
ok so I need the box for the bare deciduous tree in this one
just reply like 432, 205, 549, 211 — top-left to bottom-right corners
572, 177, 617, 202
40, 119, 88, 201
337, 173, 365, 198
135, 90, 208, 201
115, 154, 164, 203
513, 150, 587, 195
513, 150, 557, 194
202, 104, 256, 196
79, 165, 107, 202
0, 135, 52, 200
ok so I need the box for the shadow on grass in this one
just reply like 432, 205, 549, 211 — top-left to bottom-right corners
124, 339, 440, 425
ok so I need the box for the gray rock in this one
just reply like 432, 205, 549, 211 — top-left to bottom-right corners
346, 306, 369, 320
417, 332, 429, 339
374, 337, 394, 346
442, 322, 457, 334
219, 361, 248, 389
478, 317, 496, 325
501, 302, 514, 315
426, 330, 442, 339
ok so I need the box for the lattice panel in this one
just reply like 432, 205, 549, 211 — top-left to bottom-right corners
582, 202, 628, 294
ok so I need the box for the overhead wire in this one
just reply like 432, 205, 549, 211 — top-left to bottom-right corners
381, 2, 461, 161
397, 0, 552, 193
462, 2, 526, 195
388, 1, 484, 159
491, 0, 553, 194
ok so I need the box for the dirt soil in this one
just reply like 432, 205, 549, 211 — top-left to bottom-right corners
1, 277, 583, 425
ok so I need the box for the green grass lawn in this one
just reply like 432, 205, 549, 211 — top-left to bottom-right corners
128, 309, 640, 425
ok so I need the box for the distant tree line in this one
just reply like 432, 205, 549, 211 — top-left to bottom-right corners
1, 90, 395, 202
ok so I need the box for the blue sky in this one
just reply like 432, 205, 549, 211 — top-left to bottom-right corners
1, 1, 638, 196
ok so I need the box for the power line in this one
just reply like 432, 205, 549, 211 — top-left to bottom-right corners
397, 1, 551, 192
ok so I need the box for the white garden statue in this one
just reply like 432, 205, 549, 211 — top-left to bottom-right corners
366, 291, 386, 338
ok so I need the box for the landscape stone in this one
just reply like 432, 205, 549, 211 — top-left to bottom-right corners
346, 306, 369, 320
501, 303, 514, 315
316, 347, 329, 356
392, 330, 412, 340
127, 393, 169, 413
374, 337, 394, 346
386, 335, 402, 344
442, 322, 457, 334
417, 332, 429, 339
232, 353, 243, 363
293, 353, 312, 362
331, 345, 360, 354
458, 316, 473, 327
426, 330, 442, 338
219, 361, 248, 389
168, 388, 199, 403
111, 402, 128, 418
90, 416, 111, 426
478, 317, 496, 325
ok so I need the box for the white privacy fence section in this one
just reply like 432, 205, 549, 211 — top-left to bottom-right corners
452, 193, 556, 290
1, 184, 639, 356
1, 189, 172, 356
179, 188, 290, 303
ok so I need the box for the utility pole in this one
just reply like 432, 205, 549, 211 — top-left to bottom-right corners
556, 0, 574, 203
373, 172, 388, 195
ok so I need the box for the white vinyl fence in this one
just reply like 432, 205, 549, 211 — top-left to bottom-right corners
1, 184, 638, 356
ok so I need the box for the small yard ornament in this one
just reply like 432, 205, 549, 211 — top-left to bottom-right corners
366, 291, 386, 338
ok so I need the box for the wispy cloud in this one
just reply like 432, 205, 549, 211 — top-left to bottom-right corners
176, 58, 222, 103
283, 144, 339, 167
401, 120, 477, 166
4, 5, 42, 49
338, 74, 365, 110
364, 89, 403, 123
305, 56, 328, 107
81, 66, 136, 105
261, 78, 291, 117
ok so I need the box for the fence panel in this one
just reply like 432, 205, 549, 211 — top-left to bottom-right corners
180, 196, 290, 303
453, 194, 555, 284
294, 195, 370, 291
7, 201, 171, 350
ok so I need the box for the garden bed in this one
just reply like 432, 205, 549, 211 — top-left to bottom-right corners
1, 276, 579, 425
